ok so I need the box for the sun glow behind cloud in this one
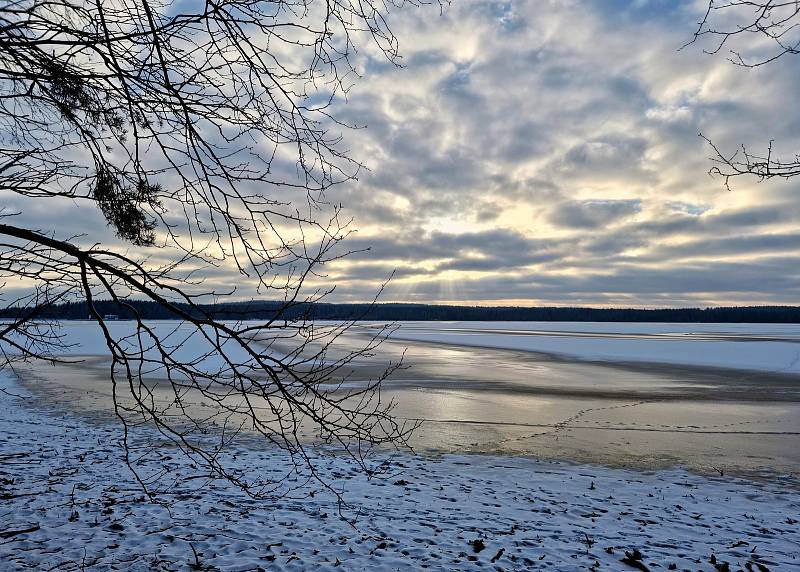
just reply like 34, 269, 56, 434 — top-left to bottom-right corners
5, 1, 799, 308
303, 0, 800, 307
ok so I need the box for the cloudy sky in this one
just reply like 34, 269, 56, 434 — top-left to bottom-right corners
309, 0, 800, 306
6, 0, 799, 308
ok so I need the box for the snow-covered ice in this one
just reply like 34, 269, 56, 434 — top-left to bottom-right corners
383, 321, 800, 374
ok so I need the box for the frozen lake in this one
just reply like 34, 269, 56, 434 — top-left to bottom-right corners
362, 322, 800, 476
10, 320, 800, 477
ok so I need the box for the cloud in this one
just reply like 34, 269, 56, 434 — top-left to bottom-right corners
8, 0, 800, 307
549, 199, 643, 229
312, 0, 800, 306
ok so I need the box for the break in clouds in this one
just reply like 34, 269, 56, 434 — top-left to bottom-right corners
13, 0, 800, 306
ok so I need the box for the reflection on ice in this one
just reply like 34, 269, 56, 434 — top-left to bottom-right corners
10, 320, 800, 477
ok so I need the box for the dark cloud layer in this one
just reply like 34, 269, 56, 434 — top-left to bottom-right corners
549, 199, 642, 229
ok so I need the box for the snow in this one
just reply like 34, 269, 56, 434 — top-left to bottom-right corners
2, 373, 799, 571
2, 321, 799, 569
0, 320, 302, 380
382, 321, 800, 374
8, 320, 800, 375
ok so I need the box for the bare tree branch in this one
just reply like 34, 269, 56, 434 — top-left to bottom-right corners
686, 2, 800, 186
686, 1, 800, 67
0, 0, 426, 500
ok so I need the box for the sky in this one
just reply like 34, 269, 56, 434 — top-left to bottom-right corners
6, 0, 800, 308
314, 0, 800, 307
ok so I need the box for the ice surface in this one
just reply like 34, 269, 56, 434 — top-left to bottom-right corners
384, 321, 800, 374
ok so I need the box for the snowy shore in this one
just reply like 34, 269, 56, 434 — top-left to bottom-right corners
2, 373, 798, 571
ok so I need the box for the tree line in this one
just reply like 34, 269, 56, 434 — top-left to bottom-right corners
4, 299, 799, 323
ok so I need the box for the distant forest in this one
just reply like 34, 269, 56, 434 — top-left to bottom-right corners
3, 300, 800, 323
